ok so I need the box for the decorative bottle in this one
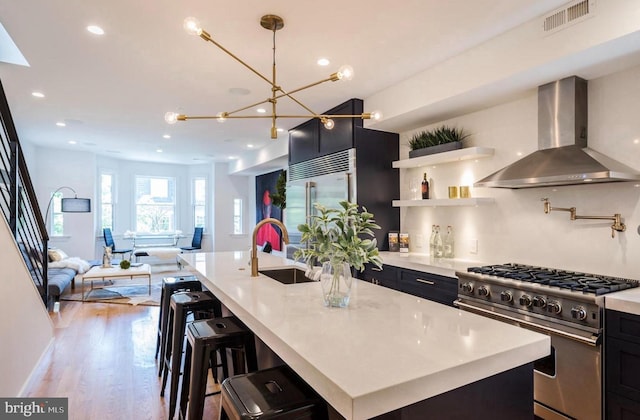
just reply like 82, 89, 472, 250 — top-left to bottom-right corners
434, 225, 443, 258
421, 172, 430, 199
429, 225, 436, 257
444, 225, 455, 258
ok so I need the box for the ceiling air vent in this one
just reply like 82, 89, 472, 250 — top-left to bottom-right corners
543, 0, 595, 34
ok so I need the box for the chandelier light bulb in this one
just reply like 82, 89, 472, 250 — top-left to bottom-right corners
323, 118, 335, 129
370, 110, 383, 121
337, 65, 354, 81
164, 112, 178, 124
183, 17, 202, 36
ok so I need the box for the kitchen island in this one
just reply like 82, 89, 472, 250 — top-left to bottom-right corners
179, 251, 549, 419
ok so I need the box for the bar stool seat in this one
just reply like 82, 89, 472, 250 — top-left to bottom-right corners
219, 365, 328, 420
179, 316, 258, 420
155, 275, 202, 373
160, 291, 221, 420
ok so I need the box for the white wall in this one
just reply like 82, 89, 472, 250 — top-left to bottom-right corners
399, 65, 640, 279
0, 217, 53, 396
212, 162, 252, 251
33, 148, 96, 260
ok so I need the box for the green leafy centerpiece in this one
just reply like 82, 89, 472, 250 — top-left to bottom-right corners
294, 200, 382, 307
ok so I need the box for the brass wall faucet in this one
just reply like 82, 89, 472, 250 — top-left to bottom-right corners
541, 198, 626, 238
251, 218, 290, 276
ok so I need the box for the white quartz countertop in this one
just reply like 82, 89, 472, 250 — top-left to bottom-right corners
379, 251, 486, 278
606, 288, 640, 315
179, 251, 549, 420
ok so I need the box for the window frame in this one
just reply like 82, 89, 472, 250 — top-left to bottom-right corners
134, 175, 177, 234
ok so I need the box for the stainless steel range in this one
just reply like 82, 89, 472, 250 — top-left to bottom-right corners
455, 263, 639, 420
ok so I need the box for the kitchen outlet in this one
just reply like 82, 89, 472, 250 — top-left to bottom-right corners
415, 234, 424, 248
469, 239, 478, 254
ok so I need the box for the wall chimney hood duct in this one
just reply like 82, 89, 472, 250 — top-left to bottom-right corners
474, 76, 640, 189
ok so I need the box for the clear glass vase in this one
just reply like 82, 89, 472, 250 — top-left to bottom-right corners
320, 261, 353, 308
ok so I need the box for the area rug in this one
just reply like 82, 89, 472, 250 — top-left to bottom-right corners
61, 265, 191, 306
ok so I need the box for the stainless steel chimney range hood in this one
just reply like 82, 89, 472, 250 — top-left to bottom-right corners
474, 76, 640, 189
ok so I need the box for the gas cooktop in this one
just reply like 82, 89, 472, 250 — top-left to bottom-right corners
467, 263, 639, 296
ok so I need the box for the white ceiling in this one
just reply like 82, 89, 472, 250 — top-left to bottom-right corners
0, 0, 576, 165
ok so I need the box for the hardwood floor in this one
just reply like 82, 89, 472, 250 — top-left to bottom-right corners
23, 300, 221, 420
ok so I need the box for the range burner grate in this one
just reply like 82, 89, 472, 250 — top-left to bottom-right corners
468, 263, 639, 295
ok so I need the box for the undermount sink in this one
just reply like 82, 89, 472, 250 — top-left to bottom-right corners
259, 267, 315, 285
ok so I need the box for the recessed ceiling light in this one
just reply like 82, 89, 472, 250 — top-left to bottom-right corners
256, 108, 266, 114
228, 156, 238, 160
634, 139, 639, 144
56, 122, 66, 127
32, 91, 44, 98
247, 144, 254, 148
163, 134, 171, 139
87, 25, 104, 35
276, 128, 284, 132
68, 140, 77, 145
317, 58, 330, 66
156, 149, 163, 153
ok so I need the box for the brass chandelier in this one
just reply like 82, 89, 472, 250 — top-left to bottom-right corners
165, 14, 382, 139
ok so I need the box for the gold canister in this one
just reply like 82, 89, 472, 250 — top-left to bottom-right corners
460, 186, 470, 198
448, 186, 458, 199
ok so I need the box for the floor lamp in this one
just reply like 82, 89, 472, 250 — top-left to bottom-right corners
45, 186, 92, 227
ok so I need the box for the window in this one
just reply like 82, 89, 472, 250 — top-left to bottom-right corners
50, 191, 63, 236
193, 178, 206, 229
233, 198, 243, 234
100, 172, 114, 231
135, 176, 176, 233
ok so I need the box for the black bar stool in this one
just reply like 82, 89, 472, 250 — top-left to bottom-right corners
179, 316, 258, 420
219, 365, 328, 420
160, 291, 221, 420
155, 275, 202, 374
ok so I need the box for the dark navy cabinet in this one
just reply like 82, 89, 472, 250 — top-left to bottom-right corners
360, 264, 398, 290
288, 98, 363, 165
397, 269, 457, 306
359, 264, 457, 307
606, 309, 640, 419
288, 118, 320, 165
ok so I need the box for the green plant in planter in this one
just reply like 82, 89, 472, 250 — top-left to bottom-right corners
119, 259, 131, 269
270, 170, 286, 210
293, 200, 382, 272
408, 125, 470, 151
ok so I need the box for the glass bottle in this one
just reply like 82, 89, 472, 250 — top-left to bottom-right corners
421, 172, 430, 199
444, 225, 455, 258
429, 225, 436, 257
434, 225, 443, 258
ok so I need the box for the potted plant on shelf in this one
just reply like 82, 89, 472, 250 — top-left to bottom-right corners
408, 125, 470, 158
294, 200, 382, 308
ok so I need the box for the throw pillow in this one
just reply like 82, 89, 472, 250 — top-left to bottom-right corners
47, 248, 69, 262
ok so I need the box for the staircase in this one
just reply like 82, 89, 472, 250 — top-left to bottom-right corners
0, 78, 49, 306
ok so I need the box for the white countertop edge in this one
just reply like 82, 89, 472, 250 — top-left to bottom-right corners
605, 288, 640, 316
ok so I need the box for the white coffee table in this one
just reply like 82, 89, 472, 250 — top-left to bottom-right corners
81, 264, 152, 301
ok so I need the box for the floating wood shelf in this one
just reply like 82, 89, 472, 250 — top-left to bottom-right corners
392, 147, 495, 169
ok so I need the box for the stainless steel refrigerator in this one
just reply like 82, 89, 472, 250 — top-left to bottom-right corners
285, 148, 356, 259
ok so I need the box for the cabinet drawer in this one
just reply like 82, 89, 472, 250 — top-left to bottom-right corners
607, 310, 640, 344
359, 264, 397, 289
606, 391, 640, 420
606, 336, 640, 402
397, 269, 457, 306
